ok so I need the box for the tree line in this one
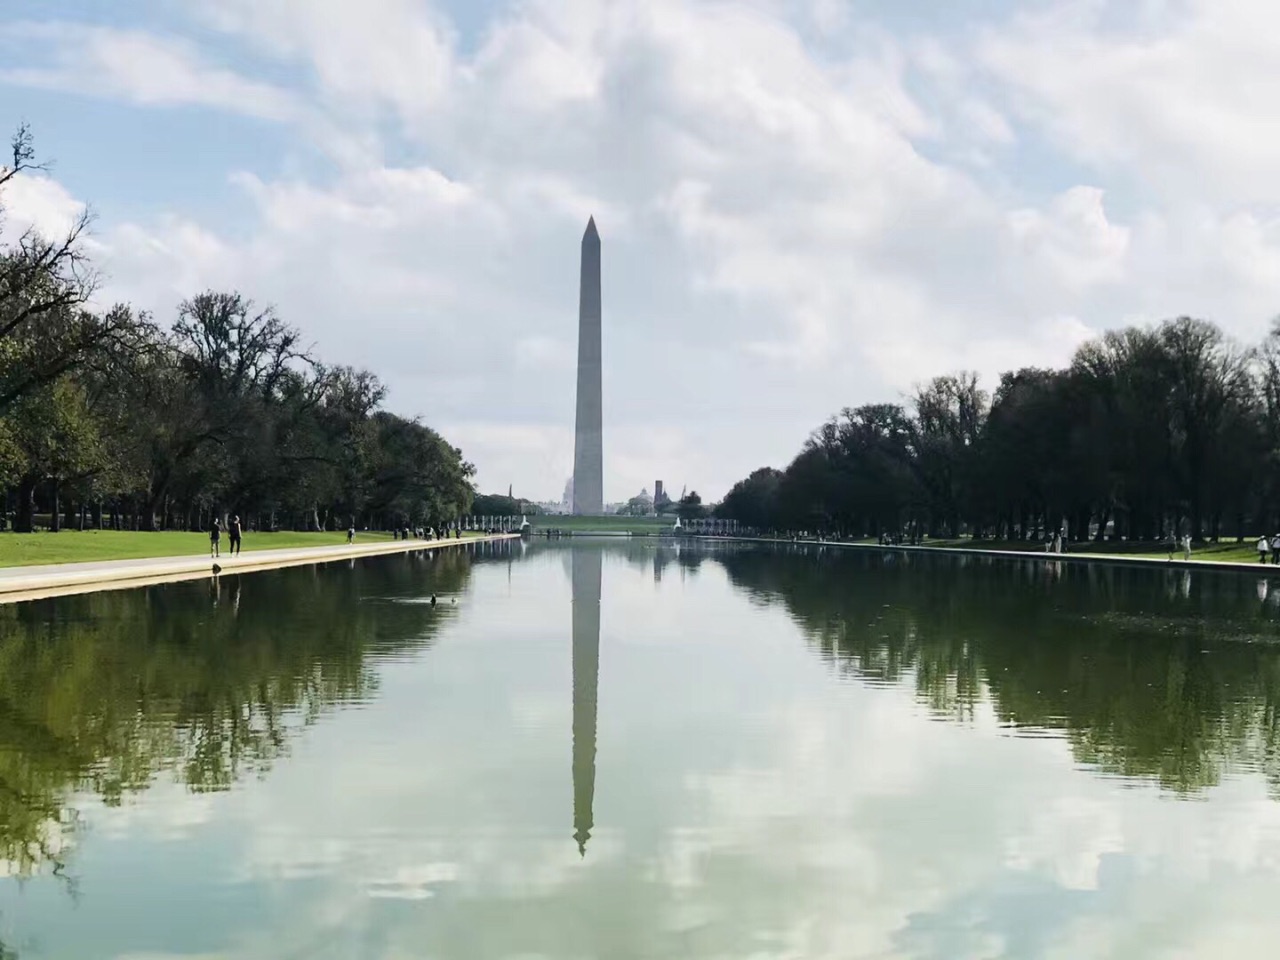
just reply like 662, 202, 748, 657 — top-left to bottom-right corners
0, 125, 474, 533
717, 316, 1280, 543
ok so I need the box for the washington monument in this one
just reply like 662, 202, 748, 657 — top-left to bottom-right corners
572, 217, 603, 515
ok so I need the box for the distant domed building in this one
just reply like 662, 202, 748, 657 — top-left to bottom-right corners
619, 487, 654, 516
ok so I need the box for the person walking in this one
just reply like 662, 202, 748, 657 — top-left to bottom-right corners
1182, 533, 1192, 561
1259, 535, 1270, 564
229, 515, 242, 556
210, 517, 222, 559
347, 525, 355, 544
1271, 533, 1280, 565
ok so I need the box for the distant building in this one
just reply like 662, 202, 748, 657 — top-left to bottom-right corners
618, 487, 653, 516
654, 480, 665, 505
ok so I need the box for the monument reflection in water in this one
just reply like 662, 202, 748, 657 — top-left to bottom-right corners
571, 546, 601, 855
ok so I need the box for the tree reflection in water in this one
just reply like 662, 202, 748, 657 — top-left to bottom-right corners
0, 541, 513, 881
714, 545, 1280, 797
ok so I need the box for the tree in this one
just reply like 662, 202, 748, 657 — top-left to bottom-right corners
677, 490, 705, 520
1157, 317, 1254, 538
7, 377, 105, 531
910, 373, 987, 537
0, 125, 137, 413
367, 413, 474, 528
812, 404, 917, 536
472, 493, 522, 517
130, 291, 313, 529
981, 368, 1085, 540
716, 467, 783, 529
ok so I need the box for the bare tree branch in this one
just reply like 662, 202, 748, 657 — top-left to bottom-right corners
0, 121, 47, 193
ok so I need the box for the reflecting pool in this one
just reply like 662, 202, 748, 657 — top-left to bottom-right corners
4, 539, 1280, 958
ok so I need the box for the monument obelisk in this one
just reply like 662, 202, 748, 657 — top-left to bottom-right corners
572, 218, 603, 515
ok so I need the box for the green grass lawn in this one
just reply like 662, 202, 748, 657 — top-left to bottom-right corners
0, 530, 399, 568
529, 515, 673, 534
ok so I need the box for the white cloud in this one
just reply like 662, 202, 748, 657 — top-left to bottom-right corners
1003, 794, 1125, 890
977, 0, 1280, 205
958, 97, 1015, 145
0, 22, 301, 121
1008, 186, 1131, 291
0, 172, 85, 243
198, 0, 456, 119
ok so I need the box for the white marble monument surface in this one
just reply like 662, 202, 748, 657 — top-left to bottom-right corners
572, 217, 603, 516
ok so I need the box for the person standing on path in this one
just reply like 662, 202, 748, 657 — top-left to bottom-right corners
347, 525, 355, 544
210, 518, 222, 559
229, 516, 242, 556
1259, 535, 1270, 564
1182, 533, 1192, 561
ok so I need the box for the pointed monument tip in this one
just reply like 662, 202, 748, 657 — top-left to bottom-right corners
584, 216, 598, 238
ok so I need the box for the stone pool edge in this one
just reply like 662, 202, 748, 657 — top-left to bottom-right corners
687, 535, 1276, 574
0, 534, 521, 604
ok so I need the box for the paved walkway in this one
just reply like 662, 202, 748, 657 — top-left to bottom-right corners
0, 534, 518, 603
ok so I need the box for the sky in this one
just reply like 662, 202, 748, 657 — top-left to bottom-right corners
2, 0, 1279, 504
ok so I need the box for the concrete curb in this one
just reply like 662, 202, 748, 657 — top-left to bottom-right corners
0, 534, 520, 603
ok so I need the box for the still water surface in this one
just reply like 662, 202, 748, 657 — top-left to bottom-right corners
3, 540, 1280, 958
